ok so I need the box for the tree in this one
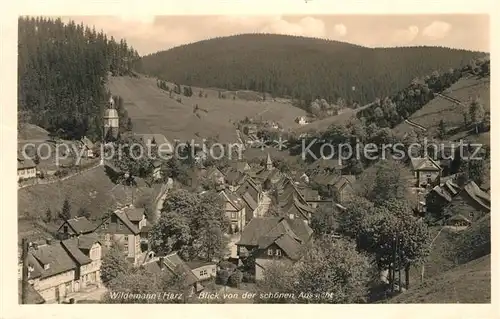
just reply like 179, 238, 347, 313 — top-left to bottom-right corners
364, 160, 412, 206
59, 199, 71, 220
45, 208, 53, 223
310, 205, 339, 236
149, 211, 192, 258
338, 196, 374, 240
126, 118, 133, 131
437, 119, 446, 139
100, 244, 131, 285
228, 269, 243, 288
469, 98, 485, 134
78, 207, 91, 219
150, 189, 229, 261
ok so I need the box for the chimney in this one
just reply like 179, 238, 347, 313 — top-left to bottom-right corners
159, 257, 165, 270
46, 238, 53, 245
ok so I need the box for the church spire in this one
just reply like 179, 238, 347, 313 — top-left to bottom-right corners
266, 153, 273, 171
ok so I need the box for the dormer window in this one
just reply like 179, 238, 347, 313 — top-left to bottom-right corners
44, 263, 50, 270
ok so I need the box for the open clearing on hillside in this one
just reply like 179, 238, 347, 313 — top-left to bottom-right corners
391, 254, 490, 303
18, 165, 160, 220
394, 76, 490, 141
107, 76, 307, 144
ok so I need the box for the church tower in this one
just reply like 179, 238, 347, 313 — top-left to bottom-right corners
104, 96, 119, 139
266, 153, 273, 171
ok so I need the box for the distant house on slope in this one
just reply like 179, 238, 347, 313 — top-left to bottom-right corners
17, 152, 37, 180
410, 156, 442, 187
79, 136, 95, 158
236, 217, 313, 281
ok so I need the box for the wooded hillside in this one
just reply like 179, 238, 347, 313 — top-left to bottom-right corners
140, 34, 484, 107
18, 16, 141, 140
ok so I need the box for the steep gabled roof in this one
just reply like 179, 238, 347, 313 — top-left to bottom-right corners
143, 252, 199, 286
60, 238, 93, 265
30, 242, 79, 279
241, 192, 258, 212
430, 185, 452, 202
124, 207, 145, 222
332, 175, 356, 190
58, 217, 96, 235
410, 157, 442, 171
237, 217, 313, 247
219, 190, 244, 211
462, 181, 490, 211
114, 211, 140, 235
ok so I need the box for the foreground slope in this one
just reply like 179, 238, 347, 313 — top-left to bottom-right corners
390, 254, 490, 303
107, 76, 306, 143
141, 34, 483, 105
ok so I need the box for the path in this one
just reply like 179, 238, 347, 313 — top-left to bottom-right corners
153, 178, 172, 221
404, 119, 427, 132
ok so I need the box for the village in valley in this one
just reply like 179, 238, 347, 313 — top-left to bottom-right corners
16, 15, 491, 305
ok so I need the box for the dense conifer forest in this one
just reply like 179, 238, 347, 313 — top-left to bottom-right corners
18, 16, 141, 140
140, 34, 484, 107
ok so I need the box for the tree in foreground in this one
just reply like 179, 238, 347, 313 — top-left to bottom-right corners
100, 243, 131, 285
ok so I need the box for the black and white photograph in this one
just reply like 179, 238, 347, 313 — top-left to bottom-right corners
4, 5, 494, 310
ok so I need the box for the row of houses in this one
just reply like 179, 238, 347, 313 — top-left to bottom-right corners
20, 203, 220, 303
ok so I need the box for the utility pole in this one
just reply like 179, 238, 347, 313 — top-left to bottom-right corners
21, 238, 29, 304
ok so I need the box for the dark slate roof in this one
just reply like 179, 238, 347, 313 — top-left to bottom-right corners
17, 158, 36, 170
115, 211, 140, 234
241, 192, 258, 211
237, 217, 313, 247
60, 238, 93, 265
30, 242, 79, 279
143, 252, 199, 286
225, 170, 245, 186
185, 260, 217, 270
124, 207, 145, 222
333, 175, 356, 190
75, 233, 100, 250
430, 186, 452, 202
463, 181, 490, 211
59, 217, 96, 235
219, 190, 244, 211
18, 281, 45, 304
273, 234, 303, 260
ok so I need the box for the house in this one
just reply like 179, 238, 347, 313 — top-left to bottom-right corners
444, 181, 490, 222
204, 166, 225, 185
21, 235, 102, 303
410, 156, 442, 187
17, 156, 37, 180
280, 195, 316, 222
230, 161, 251, 174
224, 170, 246, 191
186, 260, 217, 282
141, 251, 203, 295
235, 176, 262, 204
236, 217, 313, 281
57, 217, 96, 240
240, 192, 258, 222
219, 190, 246, 233
152, 160, 163, 180
79, 136, 95, 158
425, 185, 453, 220
330, 175, 356, 204
95, 210, 143, 265
296, 116, 308, 125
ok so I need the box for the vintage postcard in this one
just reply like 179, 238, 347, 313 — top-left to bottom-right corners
1, 1, 496, 317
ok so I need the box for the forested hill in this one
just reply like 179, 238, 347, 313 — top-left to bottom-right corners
18, 16, 141, 141
140, 33, 484, 106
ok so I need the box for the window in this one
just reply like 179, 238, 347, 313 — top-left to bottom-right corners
124, 235, 128, 241
200, 270, 207, 276
275, 249, 282, 256
469, 212, 474, 218
63, 225, 68, 233
102, 222, 108, 230
118, 221, 123, 229
44, 263, 50, 270
231, 212, 237, 219
267, 249, 273, 256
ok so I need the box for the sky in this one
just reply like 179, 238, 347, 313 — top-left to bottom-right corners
60, 14, 489, 56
